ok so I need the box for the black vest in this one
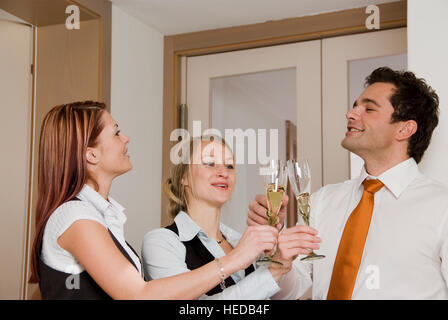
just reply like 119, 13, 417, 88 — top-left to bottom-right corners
39, 200, 141, 300
165, 222, 255, 296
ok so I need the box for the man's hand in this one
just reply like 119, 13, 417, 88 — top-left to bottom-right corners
268, 225, 321, 282
247, 194, 288, 230
276, 225, 321, 262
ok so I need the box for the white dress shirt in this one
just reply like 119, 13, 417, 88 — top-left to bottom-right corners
273, 158, 448, 300
142, 211, 280, 300
41, 184, 142, 276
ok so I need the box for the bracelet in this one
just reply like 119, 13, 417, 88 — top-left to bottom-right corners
215, 258, 227, 290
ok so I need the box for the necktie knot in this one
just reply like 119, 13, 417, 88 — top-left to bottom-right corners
362, 179, 384, 194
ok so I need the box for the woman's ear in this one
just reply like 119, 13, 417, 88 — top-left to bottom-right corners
86, 147, 100, 165
397, 120, 417, 141
181, 176, 189, 187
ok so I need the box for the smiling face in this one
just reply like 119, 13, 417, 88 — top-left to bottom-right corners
184, 140, 236, 208
341, 82, 404, 161
86, 111, 132, 179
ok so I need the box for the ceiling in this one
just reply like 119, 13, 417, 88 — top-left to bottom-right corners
0, 0, 98, 27
110, 0, 400, 35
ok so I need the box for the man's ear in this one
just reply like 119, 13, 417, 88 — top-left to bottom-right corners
86, 147, 100, 165
397, 120, 417, 141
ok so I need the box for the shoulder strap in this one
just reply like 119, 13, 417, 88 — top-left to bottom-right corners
107, 231, 140, 272
165, 222, 179, 235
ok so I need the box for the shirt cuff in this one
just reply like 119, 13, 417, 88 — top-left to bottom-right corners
256, 266, 281, 296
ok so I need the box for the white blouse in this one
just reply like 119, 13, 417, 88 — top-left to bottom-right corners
41, 184, 142, 276
142, 211, 280, 300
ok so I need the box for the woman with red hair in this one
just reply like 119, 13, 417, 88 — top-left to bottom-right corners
29, 101, 279, 299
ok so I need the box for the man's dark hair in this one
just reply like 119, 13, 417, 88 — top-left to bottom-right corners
365, 67, 439, 163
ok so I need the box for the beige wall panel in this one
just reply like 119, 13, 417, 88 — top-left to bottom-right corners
0, 19, 33, 299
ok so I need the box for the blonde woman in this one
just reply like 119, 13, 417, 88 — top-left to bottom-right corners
142, 136, 319, 299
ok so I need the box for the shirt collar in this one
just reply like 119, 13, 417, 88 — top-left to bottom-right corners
357, 158, 420, 198
174, 211, 236, 243
108, 196, 125, 212
174, 211, 202, 241
77, 184, 125, 216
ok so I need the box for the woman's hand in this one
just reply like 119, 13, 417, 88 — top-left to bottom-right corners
222, 225, 278, 273
247, 194, 288, 231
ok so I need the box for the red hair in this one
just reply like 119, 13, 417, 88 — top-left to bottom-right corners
29, 101, 106, 283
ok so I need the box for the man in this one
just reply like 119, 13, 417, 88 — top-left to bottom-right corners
248, 67, 448, 299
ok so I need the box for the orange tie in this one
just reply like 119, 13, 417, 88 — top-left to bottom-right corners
327, 179, 384, 300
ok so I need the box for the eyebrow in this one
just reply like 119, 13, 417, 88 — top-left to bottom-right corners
353, 98, 381, 108
202, 155, 234, 161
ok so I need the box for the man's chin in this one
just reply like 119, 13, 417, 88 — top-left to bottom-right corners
341, 138, 352, 151
341, 139, 359, 154
341, 140, 369, 162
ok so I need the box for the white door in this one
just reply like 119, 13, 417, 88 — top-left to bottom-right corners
0, 17, 34, 299
322, 27, 407, 184
185, 41, 321, 232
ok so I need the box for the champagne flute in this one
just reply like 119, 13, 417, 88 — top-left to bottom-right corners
286, 159, 325, 261
256, 159, 287, 266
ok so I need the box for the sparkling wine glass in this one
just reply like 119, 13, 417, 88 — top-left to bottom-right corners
286, 159, 325, 261
256, 159, 287, 266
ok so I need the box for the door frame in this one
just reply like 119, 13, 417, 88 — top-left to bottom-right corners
161, 1, 407, 226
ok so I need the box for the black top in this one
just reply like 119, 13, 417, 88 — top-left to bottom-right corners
165, 222, 255, 296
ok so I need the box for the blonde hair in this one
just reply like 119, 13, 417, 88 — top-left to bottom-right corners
164, 135, 233, 218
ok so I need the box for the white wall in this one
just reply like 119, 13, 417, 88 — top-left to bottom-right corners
110, 5, 164, 255
408, 0, 448, 183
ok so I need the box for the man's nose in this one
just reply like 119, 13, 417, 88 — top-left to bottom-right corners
346, 106, 360, 120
